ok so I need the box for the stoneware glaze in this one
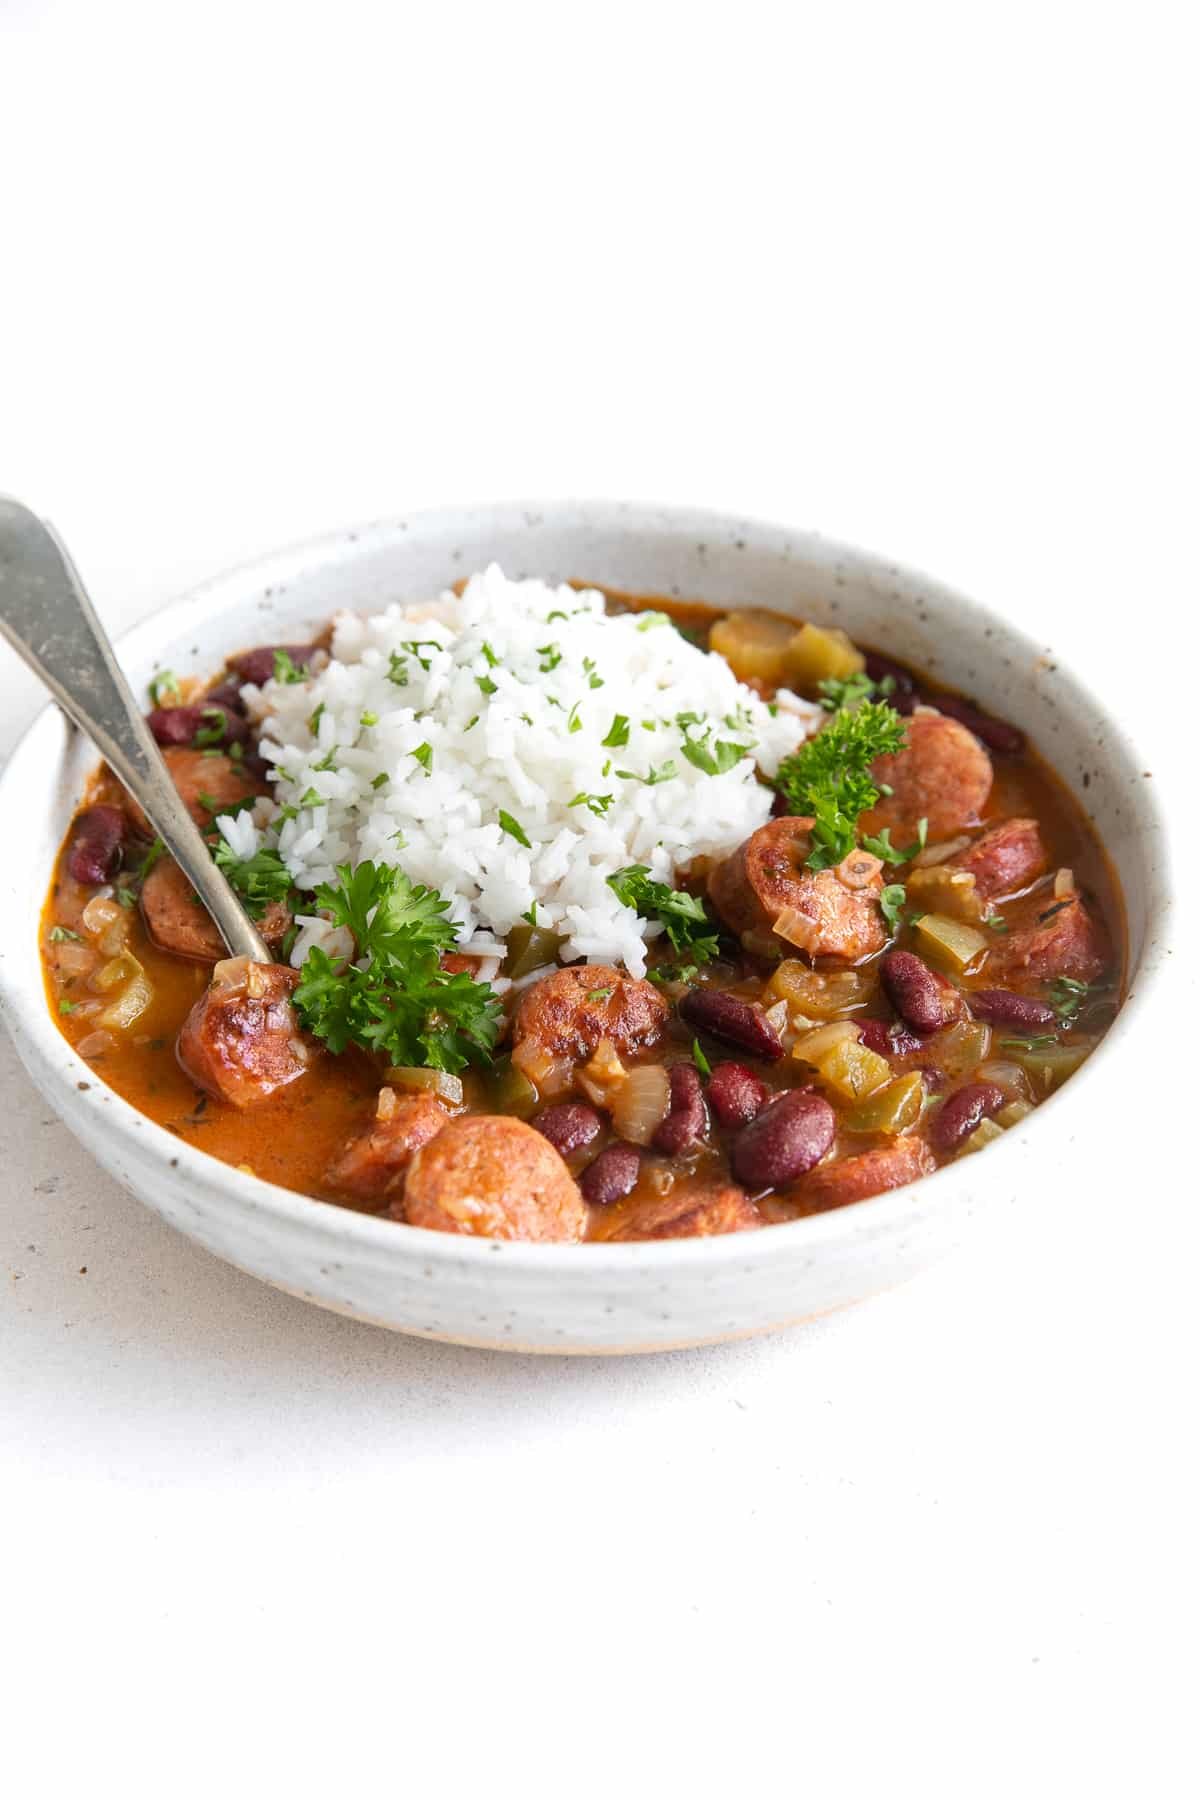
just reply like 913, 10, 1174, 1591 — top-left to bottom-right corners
0, 503, 1173, 1351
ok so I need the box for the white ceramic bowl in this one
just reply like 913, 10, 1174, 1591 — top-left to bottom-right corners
0, 503, 1173, 1351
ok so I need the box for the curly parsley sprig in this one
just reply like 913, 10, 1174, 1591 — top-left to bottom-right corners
773, 699, 907, 871
292, 862, 502, 1073
607, 866, 721, 963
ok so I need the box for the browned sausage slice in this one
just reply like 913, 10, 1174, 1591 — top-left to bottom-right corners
177, 958, 313, 1107
126, 747, 267, 835
792, 1137, 937, 1211
862, 710, 993, 844
512, 965, 669, 1064
402, 1115, 586, 1242
141, 855, 291, 962
985, 894, 1108, 986
948, 817, 1048, 900
606, 1180, 762, 1242
324, 1090, 451, 1205
707, 816, 887, 962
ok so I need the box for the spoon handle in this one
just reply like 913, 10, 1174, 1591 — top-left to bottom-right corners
0, 498, 271, 963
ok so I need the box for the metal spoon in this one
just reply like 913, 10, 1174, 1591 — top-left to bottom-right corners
0, 496, 271, 963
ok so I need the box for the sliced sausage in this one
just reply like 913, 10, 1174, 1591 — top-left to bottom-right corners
402, 1115, 586, 1242
324, 1090, 451, 1205
861, 710, 993, 844
66, 804, 126, 885
177, 958, 313, 1107
125, 747, 267, 835
947, 817, 1047, 900
512, 964, 669, 1064
607, 1180, 762, 1242
140, 855, 290, 962
985, 894, 1109, 987
791, 1137, 937, 1211
707, 816, 887, 962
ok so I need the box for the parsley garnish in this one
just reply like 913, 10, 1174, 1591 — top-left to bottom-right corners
49, 926, 81, 943
679, 727, 746, 777
568, 792, 614, 817
410, 743, 433, 776
403, 640, 441, 672
692, 1039, 712, 1077
567, 702, 583, 734
292, 863, 502, 1074
773, 700, 907, 870
476, 674, 498, 696
313, 746, 340, 772
607, 866, 720, 962
860, 818, 926, 866
308, 703, 325, 735
273, 650, 307, 685
481, 642, 499, 667
59, 998, 79, 1015
386, 652, 409, 687
602, 715, 630, 748
193, 707, 229, 748
360, 711, 379, 728
537, 643, 563, 672
583, 657, 603, 689
371, 772, 389, 790
636, 612, 670, 632
212, 842, 293, 919
498, 810, 532, 848
616, 761, 677, 786
299, 787, 326, 808
879, 884, 906, 932
1049, 977, 1089, 1022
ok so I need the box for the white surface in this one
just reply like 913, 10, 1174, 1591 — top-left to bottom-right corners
1, 3, 1196, 1794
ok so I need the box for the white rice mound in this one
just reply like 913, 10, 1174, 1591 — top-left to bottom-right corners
227, 567, 822, 977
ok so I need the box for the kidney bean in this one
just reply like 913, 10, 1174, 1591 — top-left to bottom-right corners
857, 1017, 924, 1057
226, 643, 320, 685
881, 950, 963, 1034
533, 1103, 603, 1157
931, 1081, 1007, 1153
204, 678, 247, 715
863, 652, 919, 714
678, 988, 785, 1061
706, 1061, 768, 1129
66, 805, 126, 884
730, 1089, 836, 1189
580, 1142, 641, 1206
927, 693, 1025, 755
969, 989, 1057, 1032
652, 1063, 708, 1155
147, 703, 250, 749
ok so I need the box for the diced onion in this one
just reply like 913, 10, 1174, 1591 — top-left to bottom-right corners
975, 1059, 1032, 1102
81, 896, 126, 947
763, 999, 789, 1034
610, 1064, 671, 1145
97, 960, 152, 1031
213, 956, 250, 988
1054, 867, 1076, 901
76, 1030, 114, 1058
913, 834, 972, 869
384, 1066, 464, 1106
793, 1020, 860, 1062
90, 952, 141, 993
578, 1037, 628, 1107
773, 905, 820, 952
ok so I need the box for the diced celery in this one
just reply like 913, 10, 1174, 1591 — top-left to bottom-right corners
794, 1023, 891, 1100
765, 960, 872, 1021
996, 1099, 1034, 1128
487, 1055, 539, 1119
1002, 1039, 1094, 1094
844, 1071, 925, 1134
913, 912, 991, 973
922, 1019, 992, 1079
784, 622, 865, 692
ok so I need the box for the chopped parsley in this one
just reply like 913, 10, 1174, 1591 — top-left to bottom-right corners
860, 818, 926, 866
386, 652, 409, 687
679, 726, 746, 777
1049, 976, 1089, 1023
607, 866, 720, 962
59, 998, 79, 1015
402, 640, 442, 672
371, 772, 389, 790
692, 1039, 712, 1077
313, 746, 340, 772
193, 707, 229, 748
521, 903, 539, 926
616, 761, 677, 786
299, 787, 326, 808
879, 884, 907, 932
308, 703, 326, 735
568, 791, 615, 817
537, 643, 563, 672
273, 650, 307, 685
212, 841, 293, 919
567, 702, 583, 734
636, 611, 670, 632
360, 711, 379, 728
48, 926, 81, 943
481, 641, 499, 667
601, 715, 630, 748
773, 699, 907, 870
583, 657, 603, 689
410, 743, 433, 776
292, 862, 502, 1074
476, 674, 498, 696
498, 810, 532, 848
817, 671, 888, 712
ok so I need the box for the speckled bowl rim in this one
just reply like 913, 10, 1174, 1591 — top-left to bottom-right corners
0, 500, 1175, 1279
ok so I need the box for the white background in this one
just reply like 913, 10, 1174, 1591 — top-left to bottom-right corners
1, 4, 1196, 1795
